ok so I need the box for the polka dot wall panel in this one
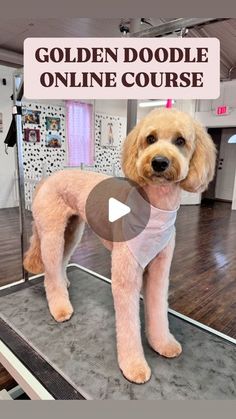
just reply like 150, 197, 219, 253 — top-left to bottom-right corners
22, 103, 66, 178
22, 102, 66, 207
94, 113, 126, 176
22, 105, 127, 209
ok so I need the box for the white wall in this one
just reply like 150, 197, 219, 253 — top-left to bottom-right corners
233, 176, 236, 210
0, 65, 18, 208
197, 80, 236, 110
95, 100, 127, 118
0, 65, 67, 210
95, 99, 155, 120
95, 99, 169, 121
196, 80, 236, 127
196, 80, 236, 210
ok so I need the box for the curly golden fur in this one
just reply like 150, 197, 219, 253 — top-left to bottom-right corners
122, 108, 216, 191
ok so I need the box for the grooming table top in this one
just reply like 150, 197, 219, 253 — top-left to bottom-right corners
0, 265, 235, 400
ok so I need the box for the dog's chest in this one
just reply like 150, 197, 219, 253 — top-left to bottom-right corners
123, 189, 178, 268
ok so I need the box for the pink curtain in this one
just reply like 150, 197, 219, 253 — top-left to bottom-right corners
66, 101, 94, 166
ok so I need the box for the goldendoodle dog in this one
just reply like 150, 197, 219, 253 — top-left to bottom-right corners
24, 108, 216, 384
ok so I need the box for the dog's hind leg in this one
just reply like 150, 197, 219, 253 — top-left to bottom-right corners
63, 215, 85, 287
23, 222, 44, 274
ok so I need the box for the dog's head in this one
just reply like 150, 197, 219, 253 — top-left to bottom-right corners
50, 119, 58, 129
122, 108, 216, 193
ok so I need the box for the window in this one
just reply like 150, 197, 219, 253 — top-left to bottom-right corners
66, 101, 94, 166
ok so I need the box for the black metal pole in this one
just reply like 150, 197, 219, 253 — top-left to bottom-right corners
13, 74, 28, 281
126, 100, 137, 135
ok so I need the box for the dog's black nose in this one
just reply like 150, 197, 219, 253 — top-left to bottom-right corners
151, 156, 170, 172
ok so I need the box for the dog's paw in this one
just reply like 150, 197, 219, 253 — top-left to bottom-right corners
49, 299, 74, 322
149, 334, 182, 358
120, 358, 151, 384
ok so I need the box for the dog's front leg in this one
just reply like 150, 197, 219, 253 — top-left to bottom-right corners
111, 244, 151, 384
143, 235, 182, 358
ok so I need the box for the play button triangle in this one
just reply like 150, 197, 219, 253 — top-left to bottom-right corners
108, 197, 131, 223
85, 177, 151, 242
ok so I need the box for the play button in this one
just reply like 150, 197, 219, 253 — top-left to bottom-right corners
85, 176, 151, 242
108, 198, 130, 222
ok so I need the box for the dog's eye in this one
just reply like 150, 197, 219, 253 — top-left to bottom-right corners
174, 137, 186, 146
146, 135, 157, 145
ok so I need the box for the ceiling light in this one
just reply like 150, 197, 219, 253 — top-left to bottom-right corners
139, 100, 175, 108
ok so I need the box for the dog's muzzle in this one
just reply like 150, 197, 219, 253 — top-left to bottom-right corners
151, 156, 170, 173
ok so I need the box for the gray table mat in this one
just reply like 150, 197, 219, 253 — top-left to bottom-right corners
0, 267, 235, 399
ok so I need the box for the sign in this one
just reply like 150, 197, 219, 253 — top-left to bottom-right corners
216, 106, 229, 116
24, 37, 220, 100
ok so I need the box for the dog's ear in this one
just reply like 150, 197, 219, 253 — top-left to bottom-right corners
181, 120, 216, 193
122, 123, 142, 183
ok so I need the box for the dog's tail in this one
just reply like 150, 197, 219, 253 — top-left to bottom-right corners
23, 178, 47, 274
23, 222, 44, 274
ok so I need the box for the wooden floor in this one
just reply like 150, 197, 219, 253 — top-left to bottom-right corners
0, 201, 236, 337
0, 201, 236, 390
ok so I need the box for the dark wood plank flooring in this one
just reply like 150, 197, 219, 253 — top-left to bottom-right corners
0, 201, 235, 388
0, 364, 16, 391
0, 202, 235, 338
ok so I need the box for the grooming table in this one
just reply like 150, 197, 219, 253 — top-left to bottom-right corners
0, 265, 235, 400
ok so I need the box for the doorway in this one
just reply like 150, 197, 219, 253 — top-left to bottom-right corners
203, 127, 236, 203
